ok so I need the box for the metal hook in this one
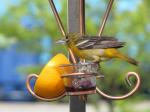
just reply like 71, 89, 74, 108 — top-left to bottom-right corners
26, 74, 66, 101
96, 72, 141, 100
98, 0, 114, 37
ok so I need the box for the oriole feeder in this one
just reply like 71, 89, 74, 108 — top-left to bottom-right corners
26, 56, 100, 99
59, 63, 99, 95
26, 0, 141, 103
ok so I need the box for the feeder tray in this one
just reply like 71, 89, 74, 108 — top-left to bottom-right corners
59, 62, 99, 95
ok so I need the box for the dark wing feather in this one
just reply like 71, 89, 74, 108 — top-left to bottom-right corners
75, 36, 125, 49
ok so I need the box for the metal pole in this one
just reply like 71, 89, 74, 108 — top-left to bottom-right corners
79, 0, 85, 34
68, 0, 86, 112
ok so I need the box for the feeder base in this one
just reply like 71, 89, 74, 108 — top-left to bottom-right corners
65, 87, 96, 95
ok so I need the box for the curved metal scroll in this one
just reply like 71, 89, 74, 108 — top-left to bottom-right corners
26, 74, 66, 101
96, 72, 141, 100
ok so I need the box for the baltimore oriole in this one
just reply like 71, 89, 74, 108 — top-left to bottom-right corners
56, 33, 138, 65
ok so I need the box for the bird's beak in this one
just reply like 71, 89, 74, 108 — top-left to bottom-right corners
55, 38, 68, 45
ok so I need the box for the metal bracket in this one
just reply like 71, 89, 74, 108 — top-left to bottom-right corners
26, 0, 141, 101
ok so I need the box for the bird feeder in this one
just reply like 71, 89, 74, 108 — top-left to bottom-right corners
59, 63, 99, 95
26, 0, 141, 108
26, 57, 100, 100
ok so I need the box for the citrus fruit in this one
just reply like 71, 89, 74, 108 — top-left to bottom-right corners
34, 67, 65, 99
34, 53, 73, 99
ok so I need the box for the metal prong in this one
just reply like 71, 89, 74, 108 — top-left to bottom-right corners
48, 0, 66, 37
48, 0, 77, 64
98, 0, 114, 37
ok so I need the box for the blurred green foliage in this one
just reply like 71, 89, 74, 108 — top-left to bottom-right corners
0, 0, 149, 110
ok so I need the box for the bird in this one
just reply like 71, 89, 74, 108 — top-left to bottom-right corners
56, 33, 138, 65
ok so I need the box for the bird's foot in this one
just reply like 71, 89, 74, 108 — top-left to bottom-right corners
96, 72, 105, 79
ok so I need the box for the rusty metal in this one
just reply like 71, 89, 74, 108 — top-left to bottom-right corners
26, 74, 66, 101
98, 0, 114, 37
96, 72, 141, 100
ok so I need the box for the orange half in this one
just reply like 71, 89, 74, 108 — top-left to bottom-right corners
34, 53, 73, 99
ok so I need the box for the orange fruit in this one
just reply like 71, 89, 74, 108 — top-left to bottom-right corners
34, 53, 73, 99
46, 53, 73, 87
48, 53, 73, 74
34, 67, 65, 99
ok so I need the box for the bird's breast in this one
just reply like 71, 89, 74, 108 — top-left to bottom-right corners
81, 49, 104, 56
79, 49, 105, 60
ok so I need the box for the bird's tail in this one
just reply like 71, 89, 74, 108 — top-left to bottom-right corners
116, 53, 138, 66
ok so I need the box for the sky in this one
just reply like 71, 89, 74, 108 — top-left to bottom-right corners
117, 0, 141, 12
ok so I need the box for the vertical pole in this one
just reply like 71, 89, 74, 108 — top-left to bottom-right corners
68, 0, 86, 112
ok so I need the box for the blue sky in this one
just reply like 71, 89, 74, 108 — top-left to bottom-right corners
117, 0, 141, 12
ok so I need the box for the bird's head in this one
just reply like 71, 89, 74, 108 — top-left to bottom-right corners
66, 33, 81, 42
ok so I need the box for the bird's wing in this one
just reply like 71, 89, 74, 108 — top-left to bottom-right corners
75, 36, 125, 49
